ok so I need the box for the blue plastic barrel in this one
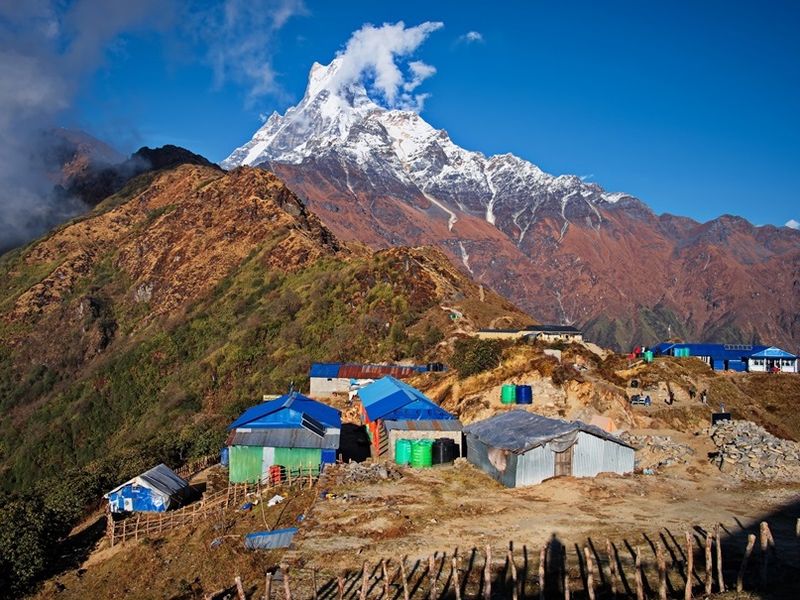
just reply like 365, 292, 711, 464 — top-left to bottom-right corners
515, 385, 533, 404
220, 447, 229, 466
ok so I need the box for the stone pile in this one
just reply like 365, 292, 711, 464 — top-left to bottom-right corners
709, 419, 800, 480
331, 460, 404, 485
620, 433, 695, 470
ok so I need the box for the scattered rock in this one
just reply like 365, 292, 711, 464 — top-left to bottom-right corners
708, 420, 800, 481
329, 461, 403, 484
620, 433, 695, 470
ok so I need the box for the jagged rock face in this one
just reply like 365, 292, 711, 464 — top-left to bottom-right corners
223, 60, 800, 351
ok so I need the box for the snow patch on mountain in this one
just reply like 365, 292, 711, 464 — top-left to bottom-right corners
222, 59, 641, 243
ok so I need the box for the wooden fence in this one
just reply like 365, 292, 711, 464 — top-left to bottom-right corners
174, 454, 219, 479
108, 466, 320, 547
213, 519, 794, 600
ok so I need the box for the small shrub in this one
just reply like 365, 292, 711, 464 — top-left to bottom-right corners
451, 338, 502, 378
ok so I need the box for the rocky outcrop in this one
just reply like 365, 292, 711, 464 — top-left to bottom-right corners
709, 419, 800, 481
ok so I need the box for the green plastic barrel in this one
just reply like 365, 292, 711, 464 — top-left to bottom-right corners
644, 350, 654, 363
395, 439, 412, 465
501, 384, 517, 404
410, 439, 433, 468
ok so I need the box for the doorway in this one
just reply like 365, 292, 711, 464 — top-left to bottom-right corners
554, 445, 574, 477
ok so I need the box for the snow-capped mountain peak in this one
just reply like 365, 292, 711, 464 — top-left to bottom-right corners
222, 60, 640, 240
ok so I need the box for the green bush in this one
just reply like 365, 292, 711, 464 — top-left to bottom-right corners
451, 338, 502, 377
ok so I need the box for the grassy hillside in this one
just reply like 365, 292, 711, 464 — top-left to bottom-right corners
0, 164, 531, 596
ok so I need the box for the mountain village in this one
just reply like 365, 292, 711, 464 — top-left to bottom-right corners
1, 10, 799, 600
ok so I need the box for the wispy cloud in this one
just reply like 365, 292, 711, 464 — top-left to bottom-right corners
326, 21, 443, 111
190, 0, 307, 105
458, 30, 484, 44
0, 0, 171, 250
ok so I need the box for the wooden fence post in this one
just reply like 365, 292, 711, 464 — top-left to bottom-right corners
400, 557, 410, 600
311, 570, 317, 600
759, 522, 771, 589
655, 541, 667, 600
704, 532, 712, 596
337, 574, 345, 600
484, 545, 492, 600
429, 555, 437, 600
266, 572, 273, 600
563, 546, 570, 600
684, 531, 694, 600
715, 524, 725, 592
606, 539, 617, 597
584, 546, 596, 600
235, 576, 246, 600
382, 559, 390, 600
737, 534, 756, 592
452, 555, 461, 600
509, 546, 518, 600
280, 563, 291, 600
538, 544, 547, 600
634, 546, 644, 600
360, 561, 369, 600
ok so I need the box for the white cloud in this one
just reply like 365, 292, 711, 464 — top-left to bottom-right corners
327, 21, 443, 110
785, 219, 800, 230
193, 0, 307, 104
459, 30, 484, 44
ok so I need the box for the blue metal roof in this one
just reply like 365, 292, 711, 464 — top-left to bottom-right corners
228, 392, 341, 430
309, 362, 342, 378
653, 342, 770, 361
749, 346, 797, 359
358, 376, 454, 421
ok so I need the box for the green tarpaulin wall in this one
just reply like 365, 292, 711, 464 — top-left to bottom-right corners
229, 446, 263, 483
273, 447, 322, 471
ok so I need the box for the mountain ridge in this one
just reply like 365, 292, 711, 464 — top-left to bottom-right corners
223, 60, 800, 351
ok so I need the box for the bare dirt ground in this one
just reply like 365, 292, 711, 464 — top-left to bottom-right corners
294, 441, 799, 572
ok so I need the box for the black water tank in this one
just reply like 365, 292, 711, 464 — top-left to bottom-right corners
433, 438, 457, 464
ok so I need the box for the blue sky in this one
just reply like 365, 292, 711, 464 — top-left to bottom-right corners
64, 1, 800, 227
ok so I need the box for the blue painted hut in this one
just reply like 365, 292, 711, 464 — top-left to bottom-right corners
651, 342, 797, 372
226, 391, 341, 483
104, 464, 191, 513
356, 376, 461, 458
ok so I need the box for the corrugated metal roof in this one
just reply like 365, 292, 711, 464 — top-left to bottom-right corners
749, 346, 797, 359
464, 410, 632, 454
524, 324, 582, 333
338, 364, 423, 379
383, 419, 463, 432
357, 376, 455, 421
231, 428, 340, 449
228, 391, 341, 430
244, 527, 298, 550
309, 362, 342, 378
105, 464, 189, 498
652, 342, 772, 361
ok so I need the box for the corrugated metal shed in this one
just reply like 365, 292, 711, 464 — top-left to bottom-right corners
230, 428, 340, 449
104, 464, 191, 513
106, 464, 189, 497
572, 431, 634, 477
464, 410, 630, 454
244, 527, 298, 550
653, 343, 770, 362
383, 419, 463, 432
